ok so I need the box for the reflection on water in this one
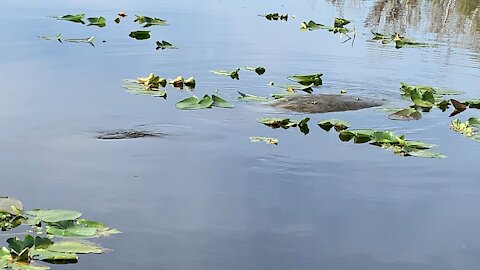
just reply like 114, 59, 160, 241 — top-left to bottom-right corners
331, 0, 480, 51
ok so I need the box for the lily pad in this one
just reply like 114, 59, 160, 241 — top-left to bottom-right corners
212, 95, 234, 108
45, 242, 103, 254
388, 108, 422, 121
26, 209, 82, 224
37, 34, 62, 43
288, 73, 322, 86
258, 117, 310, 134
0, 197, 23, 215
129, 31, 150, 40
176, 95, 214, 110
244, 66, 266, 75
156, 40, 177, 50
259, 13, 288, 21
300, 20, 328, 31
318, 119, 350, 132
64, 36, 95, 46
134, 15, 167, 27
87, 17, 106, 27
53, 14, 85, 24
211, 69, 240, 80
451, 118, 480, 142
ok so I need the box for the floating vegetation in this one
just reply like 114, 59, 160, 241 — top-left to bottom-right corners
134, 15, 167, 27
250, 137, 279, 145
37, 34, 62, 43
210, 69, 240, 80
129, 31, 150, 40
86, 17, 106, 27
371, 32, 429, 48
338, 129, 445, 158
51, 14, 85, 24
168, 76, 196, 89
236, 92, 270, 102
275, 84, 314, 94
258, 117, 310, 135
176, 95, 234, 110
259, 13, 288, 21
0, 197, 119, 270
122, 73, 167, 98
450, 99, 480, 116
244, 66, 266, 75
114, 11, 127, 24
301, 17, 351, 34
64, 36, 95, 47
318, 119, 350, 132
388, 108, 422, 121
451, 118, 480, 142
156, 40, 177, 50
287, 73, 323, 86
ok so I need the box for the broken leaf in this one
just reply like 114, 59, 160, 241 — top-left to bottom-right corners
250, 137, 279, 145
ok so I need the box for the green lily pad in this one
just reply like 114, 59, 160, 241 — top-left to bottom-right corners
300, 20, 328, 31
156, 40, 177, 50
176, 95, 214, 110
134, 15, 167, 27
334, 17, 350, 28
212, 95, 234, 108
244, 67, 266, 75
259, 13, 288, 21
258, 117, 310, 134
0, 197, 23, 215
184, 77, 196, 88
64, 36, 95, 46
211, 69, 240, 80
129, 31, 150, 40
45, 242, 103, 254
318, 119, 350, 132
53, 14, 85, 24
388, 108, 422, 121
37, 34, 62, 43
87, 17, 106, 27
26, 210, 82, 224
288, 73, 322, 86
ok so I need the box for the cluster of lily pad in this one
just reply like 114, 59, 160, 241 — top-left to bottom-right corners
210, 66, 266, 80
123, 73, 196, 98
43, 12, 175, 49
451, 118, 480, 142
259, 13, 289, 21
0, 197, 119, 270
371, 32, 428, 48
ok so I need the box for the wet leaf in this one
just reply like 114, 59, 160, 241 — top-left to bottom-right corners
211, 69, 240, 80
169, 76, 184, 88
26, 209, 82, 224
156, 40, 177, 50
334, 17, 350, 28
244, 66, 266, 75
134, 15, 167, 27
388, 108, 422, 121
318, 119, 350, 132
236, 92, 270, 102
288, 73, 322, 86
212, 95, 234, 108
338, 129, 374, 143
184, 77, 196, 88
300, 20, 328, 31
137, 73, 167, 89
250, 137, 278, 145
298, 117, 310, 135
176, 95, 213, 110
258, 117, 310, 134
0, 197, 23, 215
45, 242, 103, 254
129, 31, 150, 40
87, 17, 106, 27
53, 14, 85, 24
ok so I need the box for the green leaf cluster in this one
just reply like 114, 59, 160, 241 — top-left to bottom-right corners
258, 117, 311, 135
176, 95, 234, 110
451, 118, 480, 142
259, 13, 288, 21
134, 15, 167, 27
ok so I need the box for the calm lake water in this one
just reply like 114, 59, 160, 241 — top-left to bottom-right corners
1, 0, 480, 269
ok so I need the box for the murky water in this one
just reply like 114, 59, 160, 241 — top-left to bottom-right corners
1, 0, 480, 269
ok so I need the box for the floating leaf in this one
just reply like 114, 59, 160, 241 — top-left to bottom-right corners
300, 20, 328, 31
250, 137, 278, 145
129, 31, 150, 40
258, 117, 310, 134
26, 210, 82, 224
334, 17, 350, 28
87, 17, 106, 27
53, 14, 85, 24
156, 40, 177, 50
388, 108, 422, 121
318, 119, 350, 132
46, 219, 120, 238
244, 66, 266, 75
45, 242, 103, 254
212, 95, 234, 108
134, 15, 167, 27
176, 95, 213, 110
0, 197, 23, 215
259, 13, 288, 21
184, 77, 196, 88
169, 76, 184, 88
298, 117, 310, 135
451, 118, 480, 142
211, 69, 240, 80
37, 34, 62, 43
288, 73, 322, 86
137, 73, 167, 89
64, 36, 95, 46
236, 92, 270, 102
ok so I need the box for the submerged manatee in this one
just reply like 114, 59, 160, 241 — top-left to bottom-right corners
270, 94, 383, 113
97, 129, 164, 140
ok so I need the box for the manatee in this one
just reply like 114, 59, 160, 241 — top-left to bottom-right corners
270, 94, 383, 113
97, 129, 164, 140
